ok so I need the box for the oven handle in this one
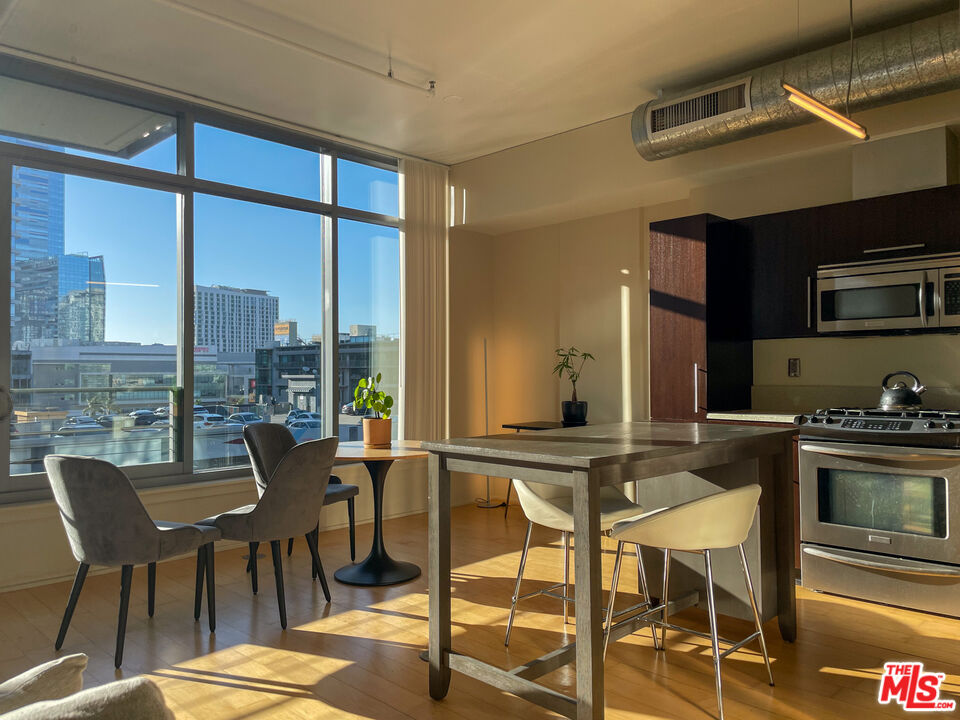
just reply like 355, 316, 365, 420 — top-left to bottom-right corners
799, 442, 960, 462
803, 546, 960, 577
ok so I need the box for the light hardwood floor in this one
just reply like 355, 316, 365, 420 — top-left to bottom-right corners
1, 505, 958, 719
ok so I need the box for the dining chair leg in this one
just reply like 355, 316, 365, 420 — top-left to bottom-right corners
287, 537, 294, 556
635, 544, 660, 650
248, 542, 259, 595
603, 541, 625, 659
704, 550, 725, 720
503, 480, 513, 519
115, 565, 133, 668
55, 563, 88, 650
147, 562, 156, 618
504, 521, 533, 646
194, 547, 205, 621
347, 497, 356, 562
204, 543, 216, 632
562, 530, 571, 624
739, 543, 774, 686
270, 540, 287, 629
305, 529, 331, 602
660, 548, 671, 649
310, 524, 318, 580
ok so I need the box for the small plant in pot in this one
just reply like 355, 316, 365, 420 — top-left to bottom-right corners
553, 346, 594, 426
354, 373, 394, 449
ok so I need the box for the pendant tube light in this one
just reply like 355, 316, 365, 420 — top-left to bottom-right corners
781, 82, 869, 140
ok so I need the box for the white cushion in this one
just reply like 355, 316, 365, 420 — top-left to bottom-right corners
1, 676, 173, 720
0, 654, 87, 714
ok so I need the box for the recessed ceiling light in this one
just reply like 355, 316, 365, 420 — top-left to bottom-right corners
442, 95, 463, 104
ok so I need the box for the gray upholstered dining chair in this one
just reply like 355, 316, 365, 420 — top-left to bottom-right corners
198, 435, 339, 629
44, 455, 220, 668
243, 423, 356, 585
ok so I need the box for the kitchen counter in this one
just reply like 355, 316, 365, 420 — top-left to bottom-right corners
707, 410, 801, 424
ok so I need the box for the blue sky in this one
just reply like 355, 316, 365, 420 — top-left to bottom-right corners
60, 127, 400, 346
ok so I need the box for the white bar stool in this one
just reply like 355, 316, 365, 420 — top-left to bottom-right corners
603, 484, 773, 720
504, 479, 655, 646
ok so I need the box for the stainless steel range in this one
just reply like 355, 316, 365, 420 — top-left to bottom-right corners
796, 406, 960, 617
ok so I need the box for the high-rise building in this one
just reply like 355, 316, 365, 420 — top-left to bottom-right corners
11, 146, 65, 263
194, 284, 279, 353
12, 253, 105, 345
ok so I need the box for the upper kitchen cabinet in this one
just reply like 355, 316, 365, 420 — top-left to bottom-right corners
650, 215, 752, 421
744, 209, 820, 339
746, 183, 960, 339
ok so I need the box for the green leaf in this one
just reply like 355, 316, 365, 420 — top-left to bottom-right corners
382, 408, 391, 419
376, 372, 382, 384
358, 377, 367, 389
384, 396, 394, 408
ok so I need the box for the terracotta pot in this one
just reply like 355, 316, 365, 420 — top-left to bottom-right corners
362, 417, 392, 449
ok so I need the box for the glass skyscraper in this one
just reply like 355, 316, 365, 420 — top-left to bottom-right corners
9, 140, 106, 346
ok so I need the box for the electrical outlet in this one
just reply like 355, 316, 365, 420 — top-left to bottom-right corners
788, 358, 801, 378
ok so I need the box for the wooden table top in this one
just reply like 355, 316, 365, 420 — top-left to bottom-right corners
421, 421, 792, 469
335, 440, 426, 462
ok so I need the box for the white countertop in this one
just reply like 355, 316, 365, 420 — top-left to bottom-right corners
706, 410, 801, 424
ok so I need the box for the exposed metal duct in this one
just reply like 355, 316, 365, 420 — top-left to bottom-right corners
633, 10, 960, 161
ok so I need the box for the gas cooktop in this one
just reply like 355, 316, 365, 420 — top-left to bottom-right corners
796, 407, 960, 448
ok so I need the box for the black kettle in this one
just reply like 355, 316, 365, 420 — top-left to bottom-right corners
879, 371, 926, 411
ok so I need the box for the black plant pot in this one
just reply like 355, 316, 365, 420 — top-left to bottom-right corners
561, 400, 588, 427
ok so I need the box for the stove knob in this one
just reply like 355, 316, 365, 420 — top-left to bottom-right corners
926, 420, 939, 429
945, 421, 955, 430
808, 416, 820, 424
823, 417, 834, 425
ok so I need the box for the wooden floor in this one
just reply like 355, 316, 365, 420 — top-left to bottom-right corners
1, 505, 958, 719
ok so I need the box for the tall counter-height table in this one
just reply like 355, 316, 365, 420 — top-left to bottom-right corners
422, 422, 795, 720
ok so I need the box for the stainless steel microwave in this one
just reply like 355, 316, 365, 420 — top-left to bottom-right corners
817, 253, 960, 332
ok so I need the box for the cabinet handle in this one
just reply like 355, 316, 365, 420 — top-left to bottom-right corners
919, 271, 928, 328
806, 276, 811, 329
693, 363, 698, 414
862, 242, 925, 255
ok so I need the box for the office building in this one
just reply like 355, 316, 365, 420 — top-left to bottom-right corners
273, 320, 298, 346
194, 284, 279, 353
11, 253, 105, 345
11, 149, 64, 263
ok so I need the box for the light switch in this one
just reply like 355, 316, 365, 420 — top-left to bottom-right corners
788, 358, 801, 377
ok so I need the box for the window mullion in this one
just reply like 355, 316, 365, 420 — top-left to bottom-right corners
178, 111, 195, 471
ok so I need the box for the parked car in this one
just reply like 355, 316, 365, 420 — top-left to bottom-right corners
288, 419, 322, 429
127, 409, 158, 426
228, 412, 262, 425
285, 409, 307, 423
287, 411, 321, 425
193, 405, 211, 418
63, 416, 101, 427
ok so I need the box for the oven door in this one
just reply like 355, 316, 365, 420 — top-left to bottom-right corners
817, 269, 937, 332
799, 441, 960, 565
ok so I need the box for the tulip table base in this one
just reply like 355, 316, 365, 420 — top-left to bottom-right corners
334, 443, 425, 586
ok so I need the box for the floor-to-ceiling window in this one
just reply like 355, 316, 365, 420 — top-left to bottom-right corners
0, 57, 401, 499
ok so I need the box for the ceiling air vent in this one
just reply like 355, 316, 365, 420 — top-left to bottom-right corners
648, 79, 751, 134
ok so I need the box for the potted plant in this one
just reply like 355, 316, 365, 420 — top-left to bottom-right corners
354, 372, 394, 448
553, 346, 595, 426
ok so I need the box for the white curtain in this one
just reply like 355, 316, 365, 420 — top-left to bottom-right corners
399, 158, 449, 441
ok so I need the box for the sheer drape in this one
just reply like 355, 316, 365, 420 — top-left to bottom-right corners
400, 159, 449, 441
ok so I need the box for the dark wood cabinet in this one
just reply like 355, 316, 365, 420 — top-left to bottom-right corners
745, 184, 960, 339
650, 215, 752, 421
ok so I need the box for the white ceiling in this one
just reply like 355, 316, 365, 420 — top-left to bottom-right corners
0, 0, 947, 164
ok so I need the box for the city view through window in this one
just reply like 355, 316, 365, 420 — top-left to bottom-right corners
7, 111, 400, 479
